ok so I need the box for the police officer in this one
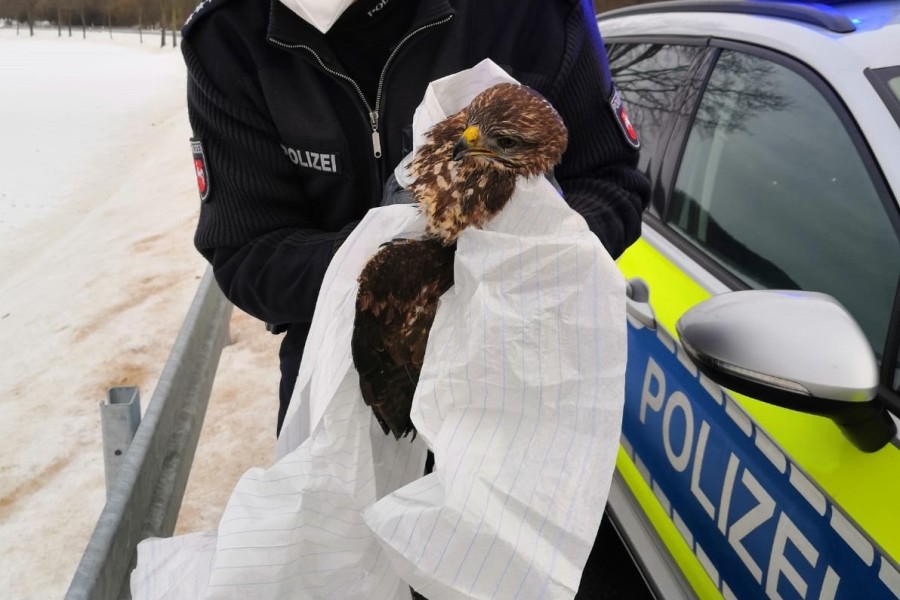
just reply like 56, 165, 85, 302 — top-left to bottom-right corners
181, 0, 649, 434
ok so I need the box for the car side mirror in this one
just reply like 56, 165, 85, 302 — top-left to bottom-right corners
676, 290, 896, 453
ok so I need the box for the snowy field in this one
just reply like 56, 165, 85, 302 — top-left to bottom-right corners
0, 27, 280, 598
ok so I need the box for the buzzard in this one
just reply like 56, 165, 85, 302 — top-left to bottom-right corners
352, 82, 568, 440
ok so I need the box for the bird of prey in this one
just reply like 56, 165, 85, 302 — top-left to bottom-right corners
352, 82, 568, 440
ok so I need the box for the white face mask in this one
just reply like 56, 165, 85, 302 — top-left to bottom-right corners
279, 0, 357, 34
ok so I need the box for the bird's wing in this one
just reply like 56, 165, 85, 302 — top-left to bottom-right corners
352, 238, 455, 439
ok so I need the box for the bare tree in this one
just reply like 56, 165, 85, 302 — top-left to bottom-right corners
136, 0, 157, 37
60, 0, 74, 37
55, 0, 94, 39
51, 0, 78, 37
104, 0, 112, 37
2, 0, 26, 34
158, 0, 188, 47
22, 0, 40, 35
78, 1, 86, 37
159, 0, 167, 46
170, 0, 177, 46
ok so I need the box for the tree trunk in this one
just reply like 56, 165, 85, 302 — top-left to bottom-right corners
160, 0, 168, 47
58, 8, 62, 36
107, 10, 112, 39
138, 7, 143, 43
81, 7, 86, 39
170, 6, 177, 47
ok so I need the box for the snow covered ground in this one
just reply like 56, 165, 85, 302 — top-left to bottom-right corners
0, 27, 280, 598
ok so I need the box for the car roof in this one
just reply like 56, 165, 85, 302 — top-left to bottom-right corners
597, 0, 900, 69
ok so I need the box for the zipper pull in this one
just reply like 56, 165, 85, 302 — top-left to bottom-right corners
369, 110, 382, 158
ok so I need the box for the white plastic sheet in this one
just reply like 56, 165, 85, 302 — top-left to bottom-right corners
132, 59, 627, 600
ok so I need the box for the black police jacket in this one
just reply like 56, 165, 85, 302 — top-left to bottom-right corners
181, 0, 649, 350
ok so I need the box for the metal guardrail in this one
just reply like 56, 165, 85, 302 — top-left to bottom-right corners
65, 266, 233, 600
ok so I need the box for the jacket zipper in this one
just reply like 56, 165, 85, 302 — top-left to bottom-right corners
268, 14, 453, 159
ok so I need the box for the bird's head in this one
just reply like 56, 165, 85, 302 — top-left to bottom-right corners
451, 83, 568, 177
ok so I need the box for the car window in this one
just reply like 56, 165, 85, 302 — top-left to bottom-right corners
869, 65, 900, 129
886, 72, 900, 101
668, 49, 900, 368
607, 43, 703, 195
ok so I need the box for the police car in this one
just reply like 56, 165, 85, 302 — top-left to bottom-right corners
594, 0, 900, 598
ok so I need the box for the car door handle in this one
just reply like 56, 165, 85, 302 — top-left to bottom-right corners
625, 277, 657, 329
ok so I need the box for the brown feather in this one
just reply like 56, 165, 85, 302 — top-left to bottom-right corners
353, 83, 567, 440
352, 239, 455, 438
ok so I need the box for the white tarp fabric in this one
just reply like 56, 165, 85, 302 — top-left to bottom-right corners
131, 59, 627, 600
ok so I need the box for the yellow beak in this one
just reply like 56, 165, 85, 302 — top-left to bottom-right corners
453, 125, 489, 160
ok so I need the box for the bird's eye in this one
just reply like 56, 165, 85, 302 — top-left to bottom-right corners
496, 136, 519, 150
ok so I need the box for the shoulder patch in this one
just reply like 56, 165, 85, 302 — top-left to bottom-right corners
608, 82, 640, 150
191, 138, 211, 202
182, 0, 229, 37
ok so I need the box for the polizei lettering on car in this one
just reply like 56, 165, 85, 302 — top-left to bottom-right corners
622, 319, 900, 599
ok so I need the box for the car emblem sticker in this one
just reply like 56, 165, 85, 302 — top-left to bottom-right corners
191, 138, 210, 202
609, 83, 640, 149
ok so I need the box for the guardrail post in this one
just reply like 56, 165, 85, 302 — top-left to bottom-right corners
101, 387, 141, 497
65, 266, 233, 600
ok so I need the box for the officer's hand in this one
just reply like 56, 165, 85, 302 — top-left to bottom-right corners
380, 172, 415, 206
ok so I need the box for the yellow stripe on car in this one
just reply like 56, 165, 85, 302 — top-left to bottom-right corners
616, 238, 900, 573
